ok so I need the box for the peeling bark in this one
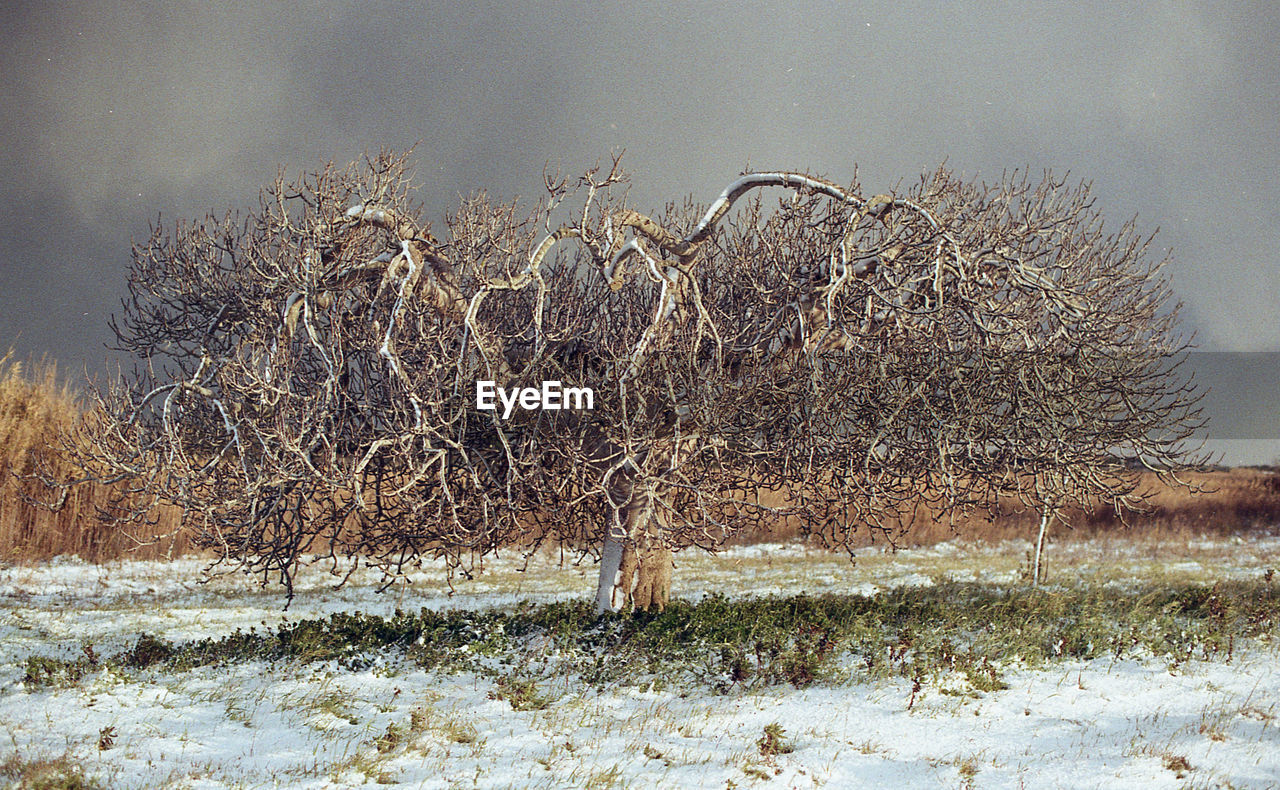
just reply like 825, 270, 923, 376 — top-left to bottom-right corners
595, 454, 675, 614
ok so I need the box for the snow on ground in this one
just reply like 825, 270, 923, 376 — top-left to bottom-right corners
1, 536, 1278, 788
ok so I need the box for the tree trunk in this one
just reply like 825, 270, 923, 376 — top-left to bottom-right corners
594, 486, 674, 615
1032, 507, 1053, 587
594, 519, 626, 614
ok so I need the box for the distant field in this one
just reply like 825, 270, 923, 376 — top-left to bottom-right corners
722, 465, 1280, 552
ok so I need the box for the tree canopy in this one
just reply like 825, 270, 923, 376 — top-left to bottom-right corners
67, 151, 1203, 601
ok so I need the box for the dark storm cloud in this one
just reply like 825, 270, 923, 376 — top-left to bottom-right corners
2, 1, 1278, 458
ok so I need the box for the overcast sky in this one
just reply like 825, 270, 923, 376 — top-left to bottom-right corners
2, 1, 1278, 460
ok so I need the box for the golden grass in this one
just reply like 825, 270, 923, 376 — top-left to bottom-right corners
0, 350, 188, 563
733, 466, 1280, 548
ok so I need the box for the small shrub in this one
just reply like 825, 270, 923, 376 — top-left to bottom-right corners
96, 726, 116, 751
757, 722, 793, 757
121, 633, 174, 668
488, 675, 552, 711
742, 764, 772, 780
1162, 754, 1193, 778
408, 708, 427, 733
375, 723, 403, 754
22, 656, 86, 690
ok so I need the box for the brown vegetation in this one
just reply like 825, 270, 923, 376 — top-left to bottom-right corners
731, 466, 1280, 548
0, 350, 187, 563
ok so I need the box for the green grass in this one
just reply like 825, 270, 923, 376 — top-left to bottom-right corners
22, 574, 1279, 695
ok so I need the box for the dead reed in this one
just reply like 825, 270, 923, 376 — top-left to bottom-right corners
0, 350, 187, 563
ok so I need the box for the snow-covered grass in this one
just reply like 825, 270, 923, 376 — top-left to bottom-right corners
1, 534, 1278, 789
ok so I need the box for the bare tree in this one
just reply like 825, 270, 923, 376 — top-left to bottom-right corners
63, 151, 1203, 608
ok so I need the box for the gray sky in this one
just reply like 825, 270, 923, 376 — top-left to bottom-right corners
2, 1, 1278, 460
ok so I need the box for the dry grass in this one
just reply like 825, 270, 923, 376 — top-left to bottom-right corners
733, 466, 1280, 549
966, 467, 1280, 545
0, 350, 187, 564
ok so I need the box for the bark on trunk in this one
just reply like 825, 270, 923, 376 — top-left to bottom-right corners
594, 484, 674, 615
1032, 507, 1053, 587
594, 520, 626, 614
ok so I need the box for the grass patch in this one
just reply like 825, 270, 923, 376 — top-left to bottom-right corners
0, 752, 106, 789
20, 576, 1279, 695
488, 674, 553, 711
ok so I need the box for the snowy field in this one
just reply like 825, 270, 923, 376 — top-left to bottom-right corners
2, 535, 1278, 789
